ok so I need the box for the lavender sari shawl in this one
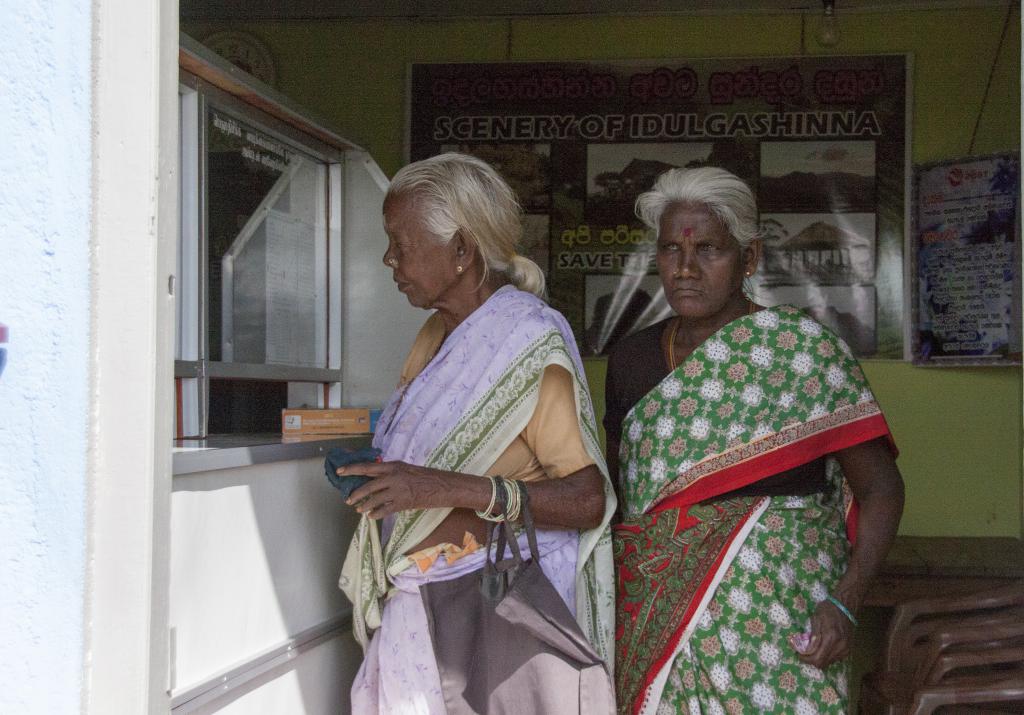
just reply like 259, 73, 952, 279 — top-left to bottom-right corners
339, 286, 616, 666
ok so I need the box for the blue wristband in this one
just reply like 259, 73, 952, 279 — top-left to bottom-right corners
825, 594, 858, 626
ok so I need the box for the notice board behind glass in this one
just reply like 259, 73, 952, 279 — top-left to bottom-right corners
206, 108, 328, 369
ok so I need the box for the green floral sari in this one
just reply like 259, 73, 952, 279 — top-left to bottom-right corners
614, 306, 893, 715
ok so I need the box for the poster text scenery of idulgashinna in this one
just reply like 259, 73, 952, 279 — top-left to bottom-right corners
408, 56, 909, 358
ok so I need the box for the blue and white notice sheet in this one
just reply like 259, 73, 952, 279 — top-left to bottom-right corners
913, 153, 1021, 365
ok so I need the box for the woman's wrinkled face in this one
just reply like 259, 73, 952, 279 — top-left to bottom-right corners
381, 193, 461, 310
656, 202, 759, 324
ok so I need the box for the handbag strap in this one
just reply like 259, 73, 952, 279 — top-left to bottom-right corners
516, 480, 543, 566
484, 479, 544, 567
486, 478, 524, 569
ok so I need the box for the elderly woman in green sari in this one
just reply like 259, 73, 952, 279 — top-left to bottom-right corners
605, 167, 904, 715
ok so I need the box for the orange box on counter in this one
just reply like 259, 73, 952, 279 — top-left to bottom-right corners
281, 408, 371, 435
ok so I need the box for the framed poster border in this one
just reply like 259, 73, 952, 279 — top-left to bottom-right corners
901, 53, 916, 362
405, 53, 912, 360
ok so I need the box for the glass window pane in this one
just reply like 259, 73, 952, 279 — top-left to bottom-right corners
206, 108, 328, 368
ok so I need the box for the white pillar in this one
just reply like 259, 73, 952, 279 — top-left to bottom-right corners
85, 0, 178, 711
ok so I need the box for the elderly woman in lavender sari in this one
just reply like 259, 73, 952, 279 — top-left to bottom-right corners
337, 153, 617, 714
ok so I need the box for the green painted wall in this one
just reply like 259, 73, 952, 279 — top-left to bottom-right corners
187, 6, 1022, 537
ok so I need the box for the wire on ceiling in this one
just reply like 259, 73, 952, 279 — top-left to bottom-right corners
968, 1, 1015, 154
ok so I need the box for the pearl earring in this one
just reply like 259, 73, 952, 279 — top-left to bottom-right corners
456, 265, 464, 274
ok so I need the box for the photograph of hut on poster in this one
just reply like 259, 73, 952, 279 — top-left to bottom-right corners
752, 140, 881, 355
758, 213, 876, 285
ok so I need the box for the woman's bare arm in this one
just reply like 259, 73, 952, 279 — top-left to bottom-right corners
338, 461, 607, 530
800, 436, 904, 668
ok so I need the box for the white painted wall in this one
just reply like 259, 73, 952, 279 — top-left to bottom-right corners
0, 0, 177, 712
0, 1, 92, 712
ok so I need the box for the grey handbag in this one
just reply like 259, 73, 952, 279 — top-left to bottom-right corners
419, 481, 615, 715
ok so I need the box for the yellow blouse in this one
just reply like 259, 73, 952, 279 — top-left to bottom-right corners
399, 312, 595, 483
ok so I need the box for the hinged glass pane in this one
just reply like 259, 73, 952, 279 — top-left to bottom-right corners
206, 107, 329, 369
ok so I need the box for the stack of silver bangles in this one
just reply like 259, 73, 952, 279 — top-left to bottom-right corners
475, 475, 522, 522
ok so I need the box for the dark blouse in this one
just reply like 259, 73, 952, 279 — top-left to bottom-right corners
603, 318, 827, 499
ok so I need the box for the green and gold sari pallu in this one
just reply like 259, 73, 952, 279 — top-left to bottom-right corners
614, 306, 894, 715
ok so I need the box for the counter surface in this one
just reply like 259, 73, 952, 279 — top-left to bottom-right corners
173, 433, 373, 475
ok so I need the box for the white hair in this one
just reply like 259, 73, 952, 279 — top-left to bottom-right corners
635, 167, 759, 247
386, 152, 545, 297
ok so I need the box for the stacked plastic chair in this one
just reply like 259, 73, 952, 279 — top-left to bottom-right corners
859, 580, 1024, 714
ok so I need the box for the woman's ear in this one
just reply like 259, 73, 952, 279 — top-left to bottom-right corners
453, 232, 475, 264
742, 239, 763, 277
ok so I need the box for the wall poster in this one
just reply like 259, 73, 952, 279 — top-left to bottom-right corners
912, 153, 1021, 365
408, 55, 909, 358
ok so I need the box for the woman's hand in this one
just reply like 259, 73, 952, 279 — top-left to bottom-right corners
339, 461, 480, 519
797, 599, 855, 669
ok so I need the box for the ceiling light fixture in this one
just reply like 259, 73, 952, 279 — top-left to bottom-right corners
815, 0, 841, 48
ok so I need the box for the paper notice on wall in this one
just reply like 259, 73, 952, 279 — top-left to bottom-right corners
265, 209, 318, 366
913, 153, 1021, 365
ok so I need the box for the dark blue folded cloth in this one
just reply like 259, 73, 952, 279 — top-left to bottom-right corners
324, 446, 381, 500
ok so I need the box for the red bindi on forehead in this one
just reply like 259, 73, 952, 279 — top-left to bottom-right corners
682, 227, 695, 237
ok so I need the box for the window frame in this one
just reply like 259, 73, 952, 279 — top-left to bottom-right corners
175, 69, 349, 437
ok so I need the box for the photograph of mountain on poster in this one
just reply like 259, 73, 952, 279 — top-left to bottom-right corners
760, 141, 876, 213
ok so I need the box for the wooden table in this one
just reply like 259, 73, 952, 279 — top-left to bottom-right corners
866, 536, 1024, 607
